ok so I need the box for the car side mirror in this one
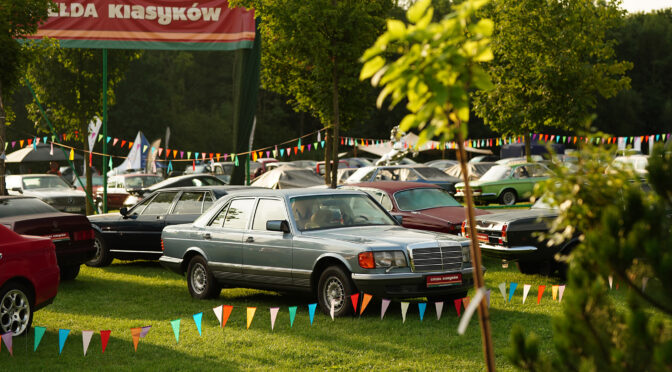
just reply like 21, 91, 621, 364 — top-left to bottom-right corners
120, 207, 129, 216
266, 220, 290, 233
11, 187, 23, 194
394, 215, 403, 225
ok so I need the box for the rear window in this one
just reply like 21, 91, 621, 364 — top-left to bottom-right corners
0, 198, 59, 217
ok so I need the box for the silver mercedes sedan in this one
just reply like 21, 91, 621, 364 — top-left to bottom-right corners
160, 188, 477, 317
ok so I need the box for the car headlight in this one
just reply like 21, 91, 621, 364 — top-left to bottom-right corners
359, 251, 407, 269
461, 244, 471, 263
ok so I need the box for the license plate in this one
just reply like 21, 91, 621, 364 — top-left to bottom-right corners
426, 273, 462, 288
45, 233, 70, 242
65, 206, 81, 212
477, 233, 489, 243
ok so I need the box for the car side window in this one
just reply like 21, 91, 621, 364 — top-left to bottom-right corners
223, 198, 255, 230
375, 169, 395, 181
252, 199, 287, 230
172, 192, 207, 214
528, 164, 548, 177
202, 193, 215, 211
379, 193, 393, 211
399, 169, 419, 181
209, 202, 230, 227
141, 192, 178, 215
513, 166, 530, 179
130, 194, 155, 215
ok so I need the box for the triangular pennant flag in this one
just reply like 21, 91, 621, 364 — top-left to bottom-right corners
69, 148, 74, 161
498, 282, 507, 300
234, 155, 239, 166
608, 275, 613, 289
288, 306, 297, 328
193, 313, 203, 336
34, 326, 46, 352
213, 305, 223, 326
360, 293, 372, 315
131, 328, 141, 352
187, 151, 192, 159
171, 319, 181, 343
321, 140, 325, 148
222, 305, 233, 328
400, 302, 409, 323
558, 285, 566, 302
317, 131, 321, 142
458, 288, 486, 335
381, 299, 391, 320
552, 285, 559, 300
114, 138, 119, 146
82, 330, 93, 356
454, 299, 462, 317
108, 156, 113, 169
435, 302, 444, 320
129, 141, 134, 149
463, 297, 471, 309
20, 140, 25, 148
308, 303, 317, 325
537, 285, 546, 304
280, 149, 285, 157
486, 289, 491, 308
307, 144, 312, 151
270, 308, 279, 330
11, 141, 16, 148
143, 145, 148, 153
247, 307, 257, 329
350, 293, 359, 313
2, 333, 12, 356
418, 303, 427, 322
523, 284, 531, 304
59, 329, 70, 354
98, 134, 103, 142
100, 330, 111, 353
508, 283, 518, 302
330, 300, 335, 321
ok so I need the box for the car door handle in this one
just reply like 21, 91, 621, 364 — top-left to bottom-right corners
202, 233, 211, 240
246, 236, 254, 243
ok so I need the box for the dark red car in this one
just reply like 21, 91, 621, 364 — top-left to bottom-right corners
0, 225, 59, 336
342, 181, 490, 235
0, 196, 96, 280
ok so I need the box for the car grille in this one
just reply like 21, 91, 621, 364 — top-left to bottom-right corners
410, 246, 463, 272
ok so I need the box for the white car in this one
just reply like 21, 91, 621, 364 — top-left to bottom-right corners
5, 174, 87, 214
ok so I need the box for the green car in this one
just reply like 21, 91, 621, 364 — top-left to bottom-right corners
454, 162, 550, 205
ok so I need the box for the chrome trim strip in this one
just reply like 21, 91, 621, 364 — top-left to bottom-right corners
352, 267, 474, 281
159, 256, 182, 264
479, 244, 537, 252
209, 262, 243, 270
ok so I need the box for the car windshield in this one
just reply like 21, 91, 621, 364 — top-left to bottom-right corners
413, 166, 455, 181
478, 165, 511, 182
125, 176, 162, 189
394, 188, 462, 211
290, 194, 396, 231
22, 176, 70, 190
344, 167, 373, 183
531, 196, 555, 210
0, 198, 59, 217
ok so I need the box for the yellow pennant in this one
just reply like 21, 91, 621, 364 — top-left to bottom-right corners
69, 148, 74, 160
552, 285, 559, 301
246, 307, 256, 329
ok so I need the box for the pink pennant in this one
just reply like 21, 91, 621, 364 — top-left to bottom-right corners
1, 333, 12, 356
140, 326, 151, 338
381, 299, 391, 320
113, 138, 119, 146
270, 307, 279, 331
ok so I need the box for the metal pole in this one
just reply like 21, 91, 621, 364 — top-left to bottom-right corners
102, 49, 108, 213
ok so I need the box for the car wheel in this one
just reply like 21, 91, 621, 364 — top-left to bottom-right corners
60, 265, 81, 281
0, 282, 33, 337
317, 266, 356, 317
86, 231, 113, 267
499, 189, 517, 206
187, 256, 221, 299
427, 291, 468, 304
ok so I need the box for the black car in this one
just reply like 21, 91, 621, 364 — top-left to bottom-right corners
87, 185, 251, 267
122, 174, 225, 208
463, 198, 576, 276
0, 196, 96, 280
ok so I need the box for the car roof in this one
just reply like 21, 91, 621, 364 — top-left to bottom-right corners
0, 195, 39, 201
8, 174, 60, 178
343, 181, 440, 193
215, 187, 366, 199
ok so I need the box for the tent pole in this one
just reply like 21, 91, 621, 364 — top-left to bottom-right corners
102, 49, 108, 213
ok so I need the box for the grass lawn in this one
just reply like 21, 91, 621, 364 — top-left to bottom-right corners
1, 257, 625, 371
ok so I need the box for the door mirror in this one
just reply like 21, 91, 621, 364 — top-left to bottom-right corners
266, 220, 290, 233
11, 187, 23, 194
120, 207, 129, 216
394, 215, 403, 225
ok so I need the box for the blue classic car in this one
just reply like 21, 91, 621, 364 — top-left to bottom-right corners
160, 189, 477, 317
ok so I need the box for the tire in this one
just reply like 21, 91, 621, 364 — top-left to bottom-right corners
0, 282, 33, 337
317, 266, 356, 317
86, 231, 113, 267
60, 265, 81, 281
427, 291, 468, 304
499, 189, 517, 206
187, 256, 221, 299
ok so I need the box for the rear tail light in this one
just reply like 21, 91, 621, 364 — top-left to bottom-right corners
161, 239, 165, 251
72, 229, 95, 241
358, 252, 375, 269
499, 224, 508, 244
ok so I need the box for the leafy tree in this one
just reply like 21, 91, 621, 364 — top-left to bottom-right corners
508, 140, 672, 371
472, 0, 632, 160
230, 0, 393, 187
360, 0, 496, 368
25, 46, 139, 214
0, 0, 52, 195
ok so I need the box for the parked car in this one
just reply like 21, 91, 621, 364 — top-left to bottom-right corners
344, 165, 462, 194
75, 175, 104, 194
340, 157, 373, 168
455, 162, 551, 205
316, 160, 349, 175
122, 174, 225, 208
0, 196, 96, 280
462, 197, 572, 276
87, 186, 249, 267
96, 173, 163, 210
160, 189, 476, 317
0, 225, 60, 336
250, 165, 324, 189
444, 162, 496, 181
342, 181, 490, 235
288, 160, 318, 170
251, 158, 279, 178
612, 155, 649, 176
468, 155, 499, 163
5, 174, 87, 214
425, 159, 458, 170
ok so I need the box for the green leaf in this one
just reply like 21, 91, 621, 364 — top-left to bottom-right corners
360, 56, 385, 80
407, 0, 431, 24
471, 19, 494, 37
387, 19, 406, 39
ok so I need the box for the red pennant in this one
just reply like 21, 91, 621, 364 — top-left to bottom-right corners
537, 285, 546, 304
121, 140, 126, 148
27, 138, 33, 145
166, 149, 171, 157
341, 137, 344, 145
89, 152, 93, 166
192, 160, 196, 171
454, 299, 462, 316
294, 146, 298, 154
221, 305, 233, 327
350, 293, 359, 313
209, 152, 213, 160
100, 330, 111, 353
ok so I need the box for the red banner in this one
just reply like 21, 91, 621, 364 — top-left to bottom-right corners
26, 0, 255, 50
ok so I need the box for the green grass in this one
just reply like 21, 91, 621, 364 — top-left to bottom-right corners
0, 258, 626, 371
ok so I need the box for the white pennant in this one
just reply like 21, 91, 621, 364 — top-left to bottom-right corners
213, 305, 223, 327
400, 302, 409, 323
317, 131, 321, 142
381, 299, 391, 320
50, 142, 54, 156
458, 288, 486, 335
435, 302, 444, 320
522, 284, 531, 304
82, 330, 93, 356
270, 307, 279, 331
498, 282, 507, 300
330, 300, 335, 321
559, 285, 566, 302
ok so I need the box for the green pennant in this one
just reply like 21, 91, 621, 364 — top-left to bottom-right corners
234, 154, 239, 166
171, 319, 181, 343
288, 306, 297, 328
187, 152, 191, 159
34, 326, 46, 351
98, 134, 103, 142
108, 157, 113, 168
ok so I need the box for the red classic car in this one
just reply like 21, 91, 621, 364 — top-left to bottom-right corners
0, 225, 60, 336
342, 181, 490, 235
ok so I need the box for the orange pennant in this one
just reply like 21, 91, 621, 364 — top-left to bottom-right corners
20, 140, 24, 147
252, 151, 257, 161
173, 150, 178, 158
131, 327, 141, 352
129, 141, 134, 149
462, 296, 470, 309
221, 305, 233, 328
537, 285, 546, 304
360, 293, 372, 315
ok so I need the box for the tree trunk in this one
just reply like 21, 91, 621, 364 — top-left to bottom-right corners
0, 81, 7, 196
324, 127, 332, 185
525, 130, 531, 162
330, 60, 340, 189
